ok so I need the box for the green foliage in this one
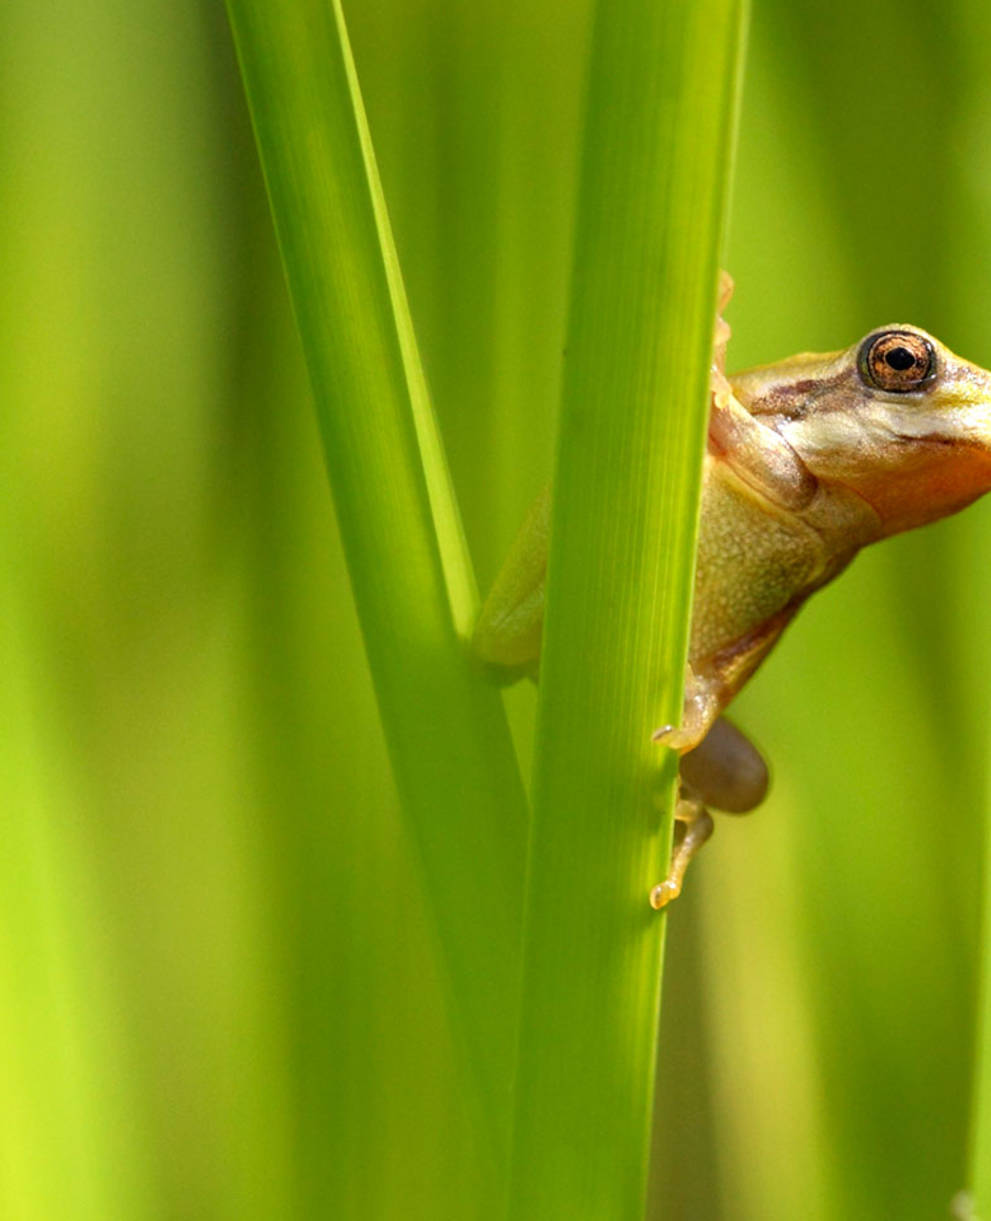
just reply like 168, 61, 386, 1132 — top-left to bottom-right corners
2, 0, 991, 1219
506, 2, 745, 1217
224, 0, 528, 1178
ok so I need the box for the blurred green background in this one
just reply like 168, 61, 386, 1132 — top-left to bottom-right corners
3, 1, 991, 1218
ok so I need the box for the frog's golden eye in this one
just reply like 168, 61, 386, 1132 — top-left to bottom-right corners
859, 331, 935, 393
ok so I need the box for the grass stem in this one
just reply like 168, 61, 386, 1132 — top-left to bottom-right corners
505, 2, 747, 1215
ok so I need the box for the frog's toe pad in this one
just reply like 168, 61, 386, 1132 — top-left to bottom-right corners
649, 879, 681, 910
652, 723, 708, 753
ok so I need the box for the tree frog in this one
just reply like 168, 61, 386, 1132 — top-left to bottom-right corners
473, 274, 991, 907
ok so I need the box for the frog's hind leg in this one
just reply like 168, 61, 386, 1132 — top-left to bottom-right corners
650, 796, 713, 910
649, 717, 769, 909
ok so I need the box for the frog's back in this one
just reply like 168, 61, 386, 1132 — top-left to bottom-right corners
473, 465, 836, 684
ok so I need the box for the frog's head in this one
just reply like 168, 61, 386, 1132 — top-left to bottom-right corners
732, 327, 991, 536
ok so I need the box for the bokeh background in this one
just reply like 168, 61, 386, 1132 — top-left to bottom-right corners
3, 1, 991, 1218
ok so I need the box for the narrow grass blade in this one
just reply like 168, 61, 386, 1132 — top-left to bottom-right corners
505, 1, 747, 1216
224, 0, 528, 1164
971, 812, 991, 1218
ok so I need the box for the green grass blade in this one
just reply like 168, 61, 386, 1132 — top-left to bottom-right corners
223, 0, 528, 1164
971, 802, 991, 1217
505, 1, 747, 1217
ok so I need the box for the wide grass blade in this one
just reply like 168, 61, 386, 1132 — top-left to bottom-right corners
223, 0, 528, 1166
505, 1, 747, 1217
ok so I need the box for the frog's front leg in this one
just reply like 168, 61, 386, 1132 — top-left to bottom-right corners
650, 717, 769, 908
709, 379, 818, 512
709, 273, 817, 512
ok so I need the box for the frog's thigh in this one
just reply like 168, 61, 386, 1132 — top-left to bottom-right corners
679, 716, 769, 813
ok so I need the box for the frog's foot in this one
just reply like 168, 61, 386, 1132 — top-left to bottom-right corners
651, 670, 721, 755
649, 795, 713, 909
651, 723, 703, 751
713, 269, 734, 377
718, 268, 734, 312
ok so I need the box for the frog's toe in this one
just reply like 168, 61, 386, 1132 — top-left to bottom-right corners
649, 799, 713, 910
649, 878, 682, 909
652, 723, 705, 752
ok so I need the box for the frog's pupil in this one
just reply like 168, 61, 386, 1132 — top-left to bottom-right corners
885, 346, 916, 371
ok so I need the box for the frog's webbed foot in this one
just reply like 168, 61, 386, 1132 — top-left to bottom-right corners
649, 717, 769, 909
650, 795, 713, 909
